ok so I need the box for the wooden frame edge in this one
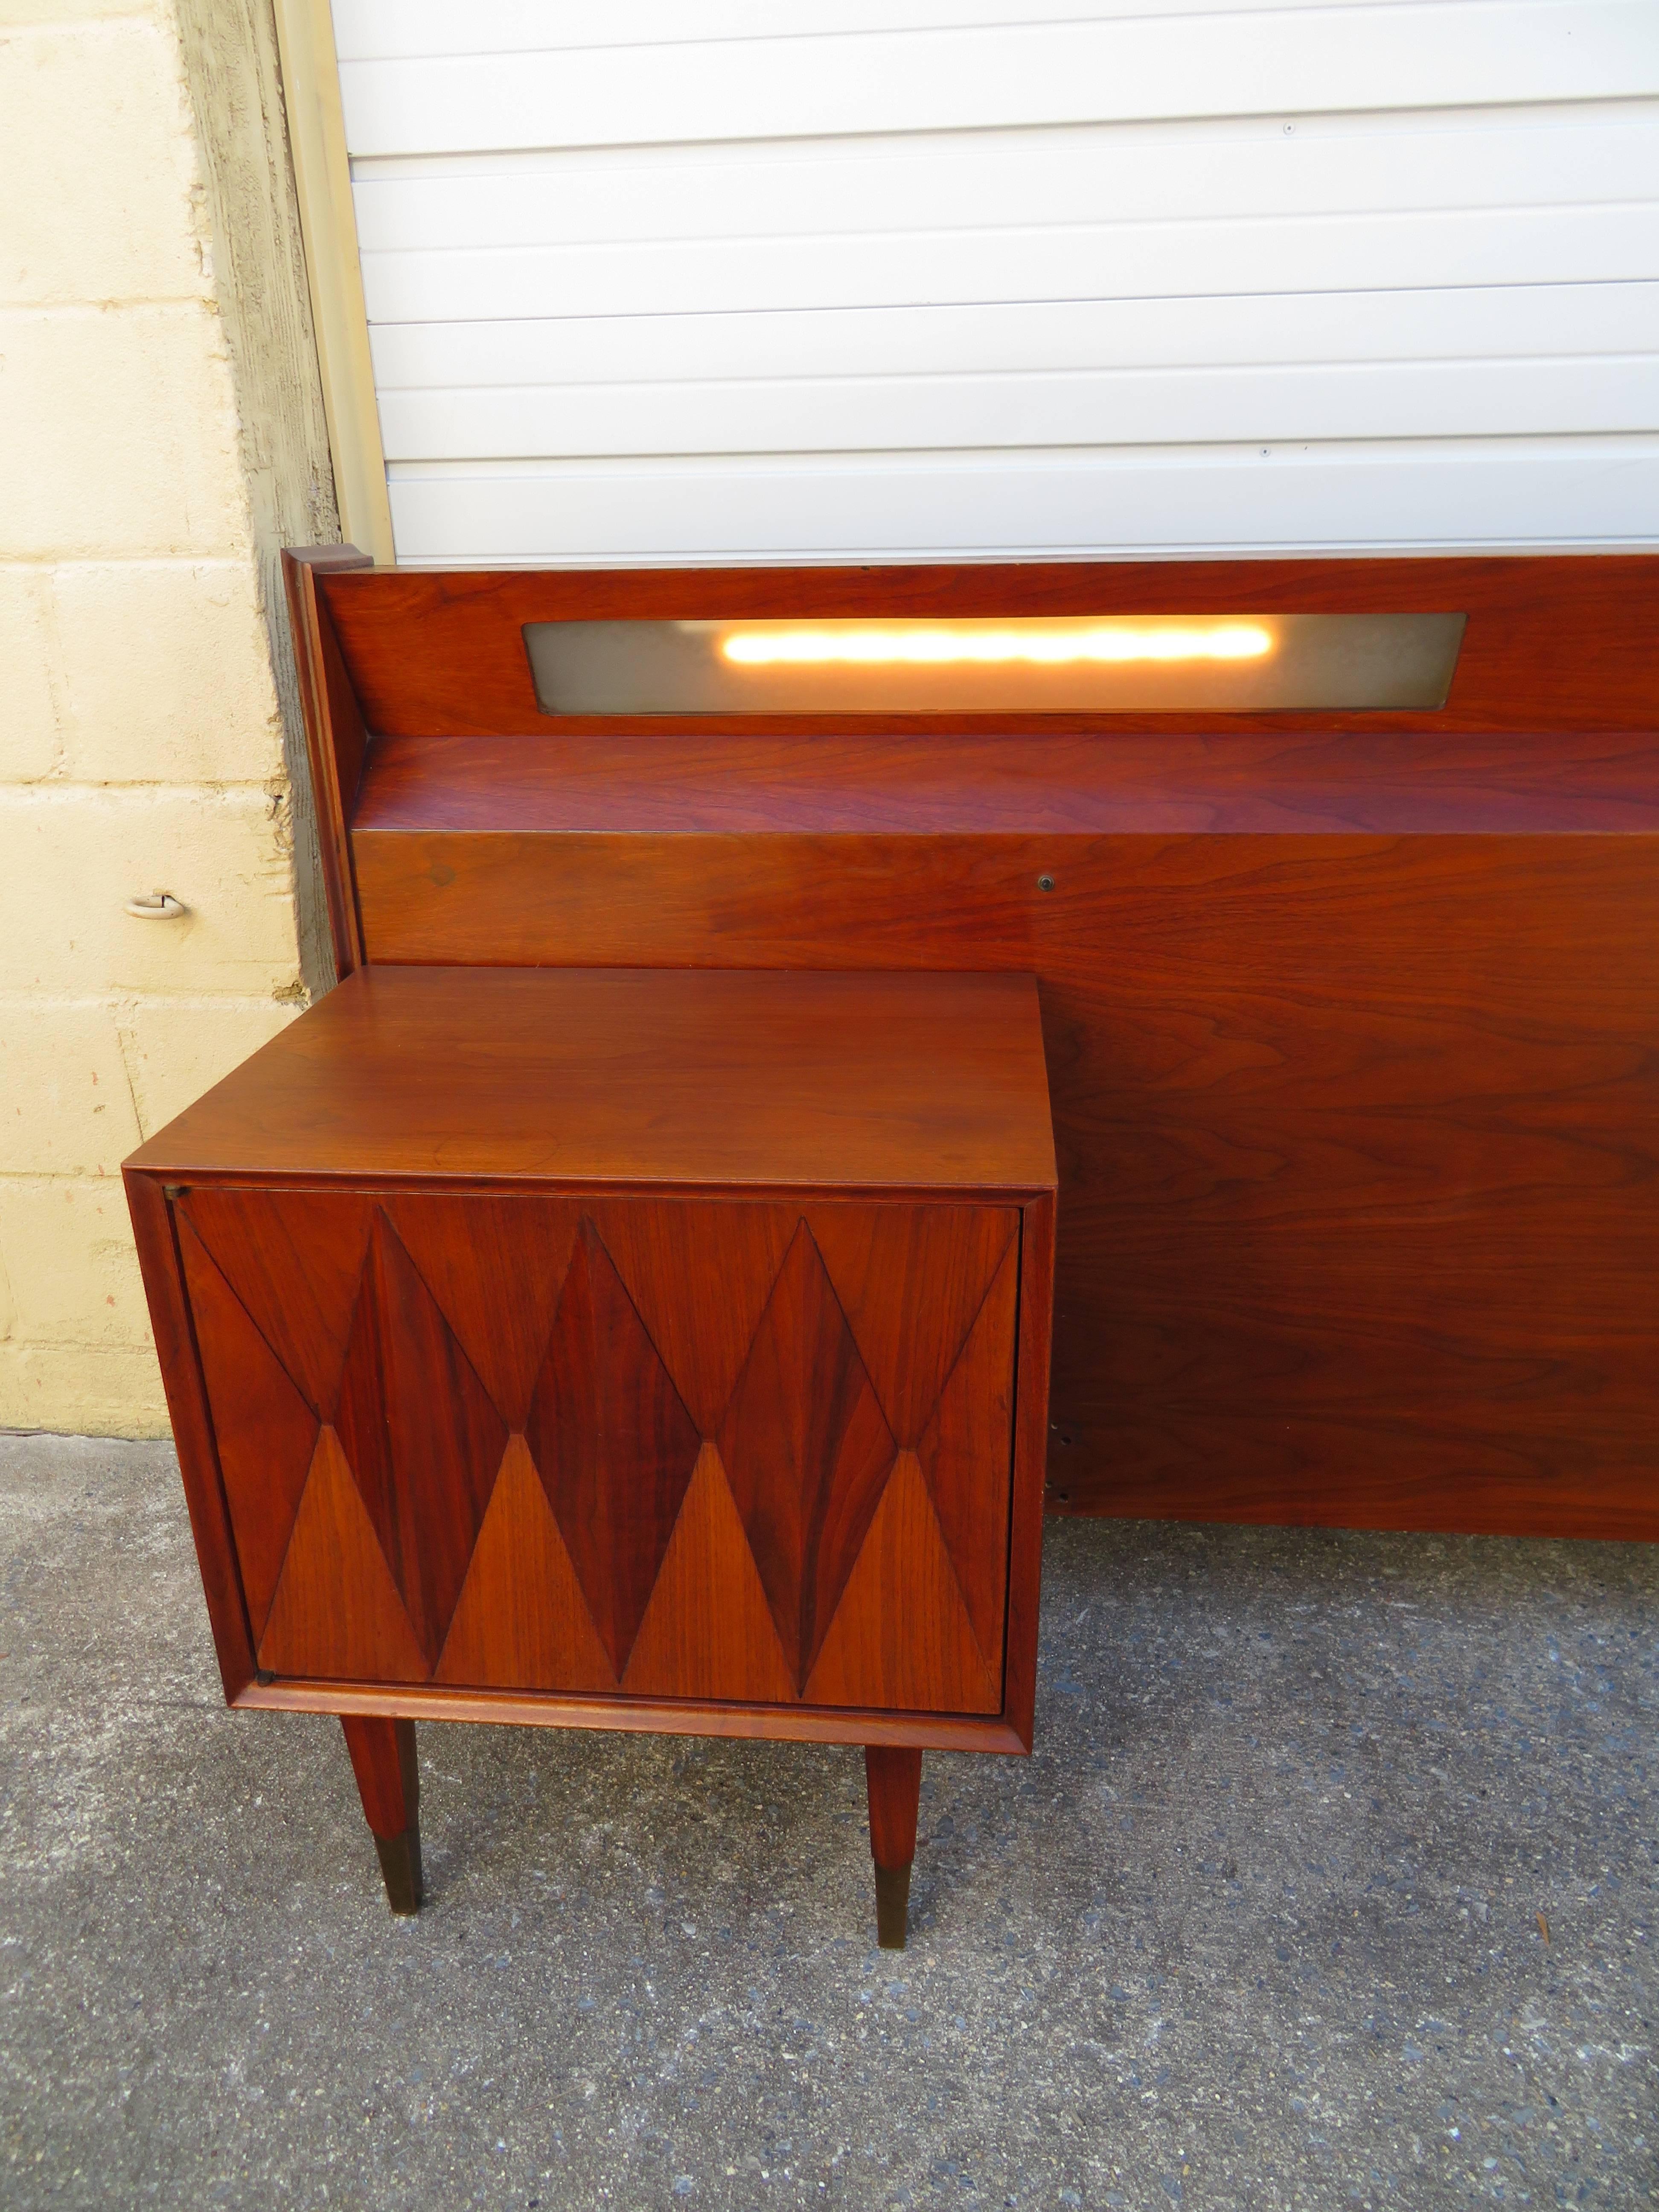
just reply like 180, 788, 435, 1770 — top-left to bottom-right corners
314, 554, 1659, 741
131, 1164, 1059, 1209
123, 1170, 256, 1705
283, 547, 372, 978
235, 1676, 1029, 1752
269, 0, 394, 565
1002, 1190, 1057, 1751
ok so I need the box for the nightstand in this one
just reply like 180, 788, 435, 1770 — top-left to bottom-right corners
126, 966, 1055, 1945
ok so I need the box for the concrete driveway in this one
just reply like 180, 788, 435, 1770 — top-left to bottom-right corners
2, 1431, 1653, 2209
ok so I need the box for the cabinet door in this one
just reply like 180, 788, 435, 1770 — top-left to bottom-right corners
177, 1189, 1019, 1715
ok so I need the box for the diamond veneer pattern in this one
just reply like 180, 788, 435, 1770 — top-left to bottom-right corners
717, 1222, 898, 1692
258, 1428, 430, 1684
916, 1237, 1019, 1666
382, 1194, 579, 1431
333, 1214, 509, 1666
621, 1443, 798, 1704
594, 1202, 795, 1434
184, 1188, 1015, 1714
803, 1451, 998, 1714
524, 1221, 704, 1682
183, 1188, 372, 1419
175, 1214, 318, 1643
808, 1205, 1016, 1446
434, 1437, 615, 1692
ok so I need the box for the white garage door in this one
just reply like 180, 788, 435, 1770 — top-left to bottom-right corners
332, 0, 1659, 565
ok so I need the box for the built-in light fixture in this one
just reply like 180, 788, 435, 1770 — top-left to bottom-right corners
719, 622, 1274, 669
524, 612, 1466, 716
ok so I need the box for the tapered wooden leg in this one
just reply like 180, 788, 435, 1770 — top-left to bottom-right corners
865, 1746, 923, 1949
341, 1716, 422, 1915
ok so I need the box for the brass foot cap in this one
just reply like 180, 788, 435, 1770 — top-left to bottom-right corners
374, 1827, 423, 1916
873, 1860, 911, 1950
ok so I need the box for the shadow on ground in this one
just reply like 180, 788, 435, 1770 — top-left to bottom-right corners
1, 1432, 1653, 2209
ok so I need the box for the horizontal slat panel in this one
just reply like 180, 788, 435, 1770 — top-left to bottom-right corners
334, 0, 1371, 61
337, 5, 1659, 158
361, 205, 1659, 326
377, 358, 1656, 461
336, 0, 1659, 557
383, 438, 1659, 563
350, 111, 1659, 250
367, 285, 1659, 390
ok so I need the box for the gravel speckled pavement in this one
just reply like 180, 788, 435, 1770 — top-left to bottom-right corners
1, 1430, 1654, 2209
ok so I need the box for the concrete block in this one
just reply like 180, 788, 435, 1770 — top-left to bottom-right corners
54, 560, 284, 783
0, 1175, 152, 1349
0, 566, 62, 780
0, 786, 302, 995
1, 305, 248, 559
0, 22, 206, 306
0, 999, 143, 1174
121, 993, 300, 1139
0, 1345, 169, 1439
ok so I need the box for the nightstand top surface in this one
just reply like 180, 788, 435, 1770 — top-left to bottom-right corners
127, 966, 1054, 1194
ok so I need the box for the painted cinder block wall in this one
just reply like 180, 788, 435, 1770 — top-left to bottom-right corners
0, 0, 336, 1435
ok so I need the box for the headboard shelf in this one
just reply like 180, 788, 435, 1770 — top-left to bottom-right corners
353, 728, 1659, 843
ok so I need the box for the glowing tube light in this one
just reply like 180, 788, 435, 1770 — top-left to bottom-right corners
721, 623, 1274, 668
523, 611, 1468, 715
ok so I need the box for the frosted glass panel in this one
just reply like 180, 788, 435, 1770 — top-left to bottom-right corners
524, 613, 1466, 715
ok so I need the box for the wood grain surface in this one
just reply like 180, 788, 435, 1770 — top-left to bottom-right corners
346, 830, 1656, 1541
282, 548, 373, 976
317, 556, 1659, 739
160, 1186, 1033, 1723
619, 1444, 800, 1706
257, 1429, 430, 1683
340, 1714, 423, 1912
128, 966, 1056, 1196
354, 729, 1659, 839
237, 1675, 1029, 1754
333, 1214, 509, 1665
716, 1222, 899, 1693
340, 1714, 419, 1841
865, 1746, 924, 1871
122, 1170, 256, 1702
261, 551, 1659, 1545
524, 1220, 705, 1682
175, 1212, 317, 1642
1004, 1192, 1055, 1748
433, 1437, 616, 1693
